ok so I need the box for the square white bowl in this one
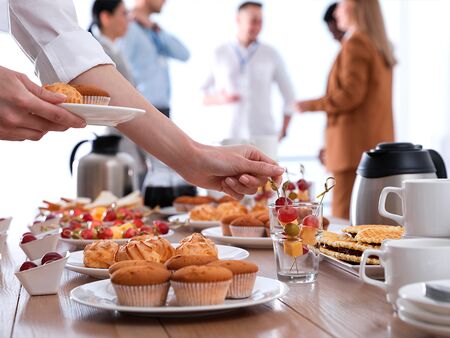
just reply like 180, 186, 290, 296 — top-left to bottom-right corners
19, 233, 59, 260
0, 217, 12, 233
14, 252, 69, 296
28, 216, 61, 235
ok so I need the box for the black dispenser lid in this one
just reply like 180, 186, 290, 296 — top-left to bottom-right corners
92, 135, 121, 155
357, 142, 437, 178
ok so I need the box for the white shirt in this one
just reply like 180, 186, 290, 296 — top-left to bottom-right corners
1, 0, 113, 83
202, 41, 296, 139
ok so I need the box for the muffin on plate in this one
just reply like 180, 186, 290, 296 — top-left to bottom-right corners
220, 214, 243, 236
111, 264, 170, 307
43, 83, 82, 104
165, 254, 218, 271
83, 240, 119, 268
208, 260, 258, 298
229, 216, 265, 238
108, 260, 166, 275
71, 84, 111, 105
170, 265, 232, 306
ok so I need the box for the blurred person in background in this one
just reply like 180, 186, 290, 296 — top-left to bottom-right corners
296, 0, 396, 219
202, 1, 296, 152
89, 0, 148, 186
324, 2, 345, 43
119, 0, 194, 208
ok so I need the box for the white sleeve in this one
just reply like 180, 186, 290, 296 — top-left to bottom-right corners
9, 0, 114, 84
273, 51, 296, 116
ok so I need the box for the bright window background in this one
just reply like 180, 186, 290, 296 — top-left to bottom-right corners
1, 0, 450, 223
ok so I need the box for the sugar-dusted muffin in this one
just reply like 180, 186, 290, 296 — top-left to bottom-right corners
229, 216, 265, 238
139, 237, 175, 263
43, 82, 82, 103
71, 84, 110, 105
189, 204, 218, 221
165, 254, 218, 271
83, 240, 119, 268
220, 214, 243, 236
171, 265, 232, 306
208, 260, 258, 299
176, 233, 218, 257
111, 264, 171, 307
108, 260, 166, 275
114, 241, 161, 263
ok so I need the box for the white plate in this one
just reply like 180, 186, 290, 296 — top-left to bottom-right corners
168, 213, 220, 229
397, 298, 450, 326
158, 206, 184, 216
399, 280, 450, 315
202, 227, 272, 249
59, 229, 174, 249
66, 244, 249, 279
70, 276, 288, 316
398, 309, 450, 337
61, 103, 145, 127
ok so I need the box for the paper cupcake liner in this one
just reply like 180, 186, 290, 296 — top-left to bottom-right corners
230, 226, 265, 238
221, 223, 232, 236
82, 96, 111, 106
171, 280, 231, 306
112, 282, 169, 307
227, 272, 257, 299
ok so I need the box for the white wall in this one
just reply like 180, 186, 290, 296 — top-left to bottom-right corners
1, 0, 450, 221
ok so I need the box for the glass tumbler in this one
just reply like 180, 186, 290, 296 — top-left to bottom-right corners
269, 202, 323, 283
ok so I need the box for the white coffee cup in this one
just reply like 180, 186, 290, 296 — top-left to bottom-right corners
378, 179, 450, 237
360, 238, 450, 307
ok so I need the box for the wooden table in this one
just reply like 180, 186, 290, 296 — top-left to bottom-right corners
1, 221, 433, 338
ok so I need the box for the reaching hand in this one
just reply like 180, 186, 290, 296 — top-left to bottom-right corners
180, 144, 284, 200
0, 66, 86, 141
295, 101, 308, 113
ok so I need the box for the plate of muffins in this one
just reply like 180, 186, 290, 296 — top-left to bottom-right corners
44, 82, 145, 126
66, 233, 249, 279
70, 258, 289, 315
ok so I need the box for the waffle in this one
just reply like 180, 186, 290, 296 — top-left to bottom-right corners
355, 227, 404, 244
319, 247, 380, 265
319, 231, 377, 251
342, 224, 402, 237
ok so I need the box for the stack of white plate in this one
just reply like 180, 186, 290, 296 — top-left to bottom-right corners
397, 280, 450, 337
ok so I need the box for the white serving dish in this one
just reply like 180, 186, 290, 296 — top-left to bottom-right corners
168, 213, 220, 229
28, 216, 61, 235
19, 233, 59, 260
202, 226, 272, 249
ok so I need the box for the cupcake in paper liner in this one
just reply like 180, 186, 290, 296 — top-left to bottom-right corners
208, 260, 258, 299
221, 214, 244, 237
229, 216, 265, 237
43, 83, 82, 103
170, 265, 233, 306
71, 84, 111, 106
110, 263, 171, 307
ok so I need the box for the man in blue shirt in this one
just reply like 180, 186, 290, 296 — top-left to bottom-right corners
120, 0, 193, 207
120, 0, 189, 118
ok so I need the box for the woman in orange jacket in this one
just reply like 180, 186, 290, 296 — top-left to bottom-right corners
297, 0, 396, 219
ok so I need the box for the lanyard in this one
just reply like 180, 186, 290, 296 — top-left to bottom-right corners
233, 41, 259, 74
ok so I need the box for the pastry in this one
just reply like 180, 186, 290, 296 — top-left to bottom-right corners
216, 202, 248, 219
173, 196, 193, 212
189, 204, 218, 221
165, 254, 218, 271
170, 265, 232, 305
207, 260, 258, 298
175, 233, 218, 257
108, 260, 166, 275
71, 84, 110, 105
83, 240, 119, 268
139, 237, 175, 263
111, 264, 170, 307
229, 216, 265, 237
220, 214, 243, 236
318, 231, 380, 264
43, 83, 82, 104
355, 227, 404, 244
114, 240, 161, 263
217, 195, 237, 204
342, 224, 403, 237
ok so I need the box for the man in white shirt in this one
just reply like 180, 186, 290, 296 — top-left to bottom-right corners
0, 0, 286, 200
202, 1, 296, 143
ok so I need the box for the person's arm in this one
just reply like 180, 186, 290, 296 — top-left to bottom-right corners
156, 30, 190, 62
70, 65, 284, 199
273, 50, 296, 139
298, 35, 371, 114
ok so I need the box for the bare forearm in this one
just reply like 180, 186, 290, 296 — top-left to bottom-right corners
70, 65, 197, 173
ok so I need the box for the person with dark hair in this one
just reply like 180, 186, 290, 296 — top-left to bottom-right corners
323, 3, 345, 42
89, 0, 147, 187
202, 1, 295, 153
